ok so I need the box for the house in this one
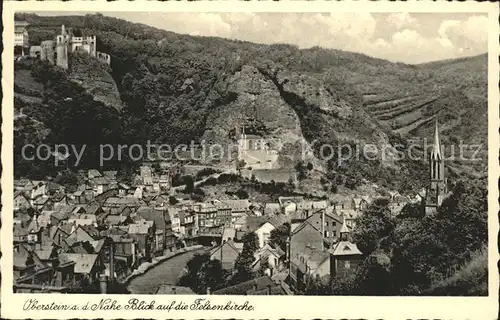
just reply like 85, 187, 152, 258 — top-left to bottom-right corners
209, 240, 243, 269
14, 224, 29, 244
49, 225, 73, 246
223, 199, 251, 216
13, 244, 53, 286
30, 181, 47, 200
133, 187, 144, 199
328, 221, 363, 278
92, 176, 111, 195
88, 169, 102, 179
221, 227, 236, 242
32, 196, 52, 211
14, 191, 31, 211
253, 243, 285, 275
159, 175, 171, 190
254, 221, 276, 248
179, 209, 198, 244
117, 183, 130, 197
65, 225, 100, 246
135, 207, 169, 254
59, 253, 101, 285
103, 170, 118, 180
46, 182, 65, 196
51, 194, 69, 210
103, 196, 142, 209
73, 190, 94, 204
289, 220, 328, 291
232, 215, 247, 231
128, 220, 155, 260
212, 276, 289, 295
264, 203, 281, 215
14, 179, 34, 192
109, 234, 138, 273
194, 202, 223, 236
140, 166, 154, 185
305, 209, 343, 241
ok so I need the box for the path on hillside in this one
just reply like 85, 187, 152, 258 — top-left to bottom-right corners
127, 248, 206, 294
171, 169, 236, 193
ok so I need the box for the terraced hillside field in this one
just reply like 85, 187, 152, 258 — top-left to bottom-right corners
14, 13, 488, 190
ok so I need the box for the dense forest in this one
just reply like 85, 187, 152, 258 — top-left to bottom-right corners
301, 177, 488, 296
14, 13, 487, 195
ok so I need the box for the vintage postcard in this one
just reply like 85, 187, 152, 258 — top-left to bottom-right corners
1, 1, 499, 319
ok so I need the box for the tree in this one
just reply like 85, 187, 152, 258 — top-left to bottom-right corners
351, 198, 395, 255
54, 170, 78, 189
236, 188, 249, 199
237, 159, 247, 170
178, 253, 229, 294
168, 196, 178, 205
183, 175, 194, 193
232, 232, 259, 284
295, 161, 307, 180
269, 222, 291, 252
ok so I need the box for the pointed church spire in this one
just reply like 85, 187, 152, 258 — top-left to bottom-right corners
340, 216, 349, 241
430, 119, 442, 161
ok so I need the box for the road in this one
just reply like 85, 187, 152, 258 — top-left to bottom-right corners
127, 248, 206, 294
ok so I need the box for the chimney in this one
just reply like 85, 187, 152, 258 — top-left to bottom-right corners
206, 287, 211, 295
321, 210, 325, 238
109, 242, 115, 282
285, 238, 290, 263
99, 274, 108, 294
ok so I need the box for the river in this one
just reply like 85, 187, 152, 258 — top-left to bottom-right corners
127, 248, 206, 294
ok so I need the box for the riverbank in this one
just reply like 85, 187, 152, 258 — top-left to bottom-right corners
121, 245, 206, 285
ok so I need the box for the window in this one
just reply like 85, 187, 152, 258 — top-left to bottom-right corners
263, 232, 270, 245
325, 231, 329, 237
325, 222, 329, 226
344, 261, 350, 269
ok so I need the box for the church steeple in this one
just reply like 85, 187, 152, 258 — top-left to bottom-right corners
431, 120, 442, 161
425, 119, 447, 215
339, 216, 350, 241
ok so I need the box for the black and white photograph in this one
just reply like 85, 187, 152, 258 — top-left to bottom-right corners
5, 4, 496, 310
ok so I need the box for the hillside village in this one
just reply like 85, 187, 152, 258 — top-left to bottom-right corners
12, 16, 487, 296
13, 122, 445, 294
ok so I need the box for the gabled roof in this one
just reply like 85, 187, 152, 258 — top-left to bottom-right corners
329, 241, 362, 256
128, 222, 151, 234
94, 176, 111, 185
278, 196, 304, 206
135, 206, 166, 230
210, 240, 243, 256
88, 169, 102, 178
245, 216, 270, 232
60, 253, 99, 274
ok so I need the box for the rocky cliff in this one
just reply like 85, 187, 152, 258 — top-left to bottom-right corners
14, 13, 487, 192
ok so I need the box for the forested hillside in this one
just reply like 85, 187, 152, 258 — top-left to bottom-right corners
14, 13, 488, 194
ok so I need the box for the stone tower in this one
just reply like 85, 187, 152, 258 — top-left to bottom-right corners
425, 120, 447, 215
55, 25, 69, 69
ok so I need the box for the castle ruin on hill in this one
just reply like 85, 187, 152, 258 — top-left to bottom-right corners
31, 25, 110, 69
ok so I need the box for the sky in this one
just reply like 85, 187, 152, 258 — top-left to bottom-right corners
37, 12, 488, 64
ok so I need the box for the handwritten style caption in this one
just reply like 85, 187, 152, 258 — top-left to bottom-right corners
23, 298, 255, 312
